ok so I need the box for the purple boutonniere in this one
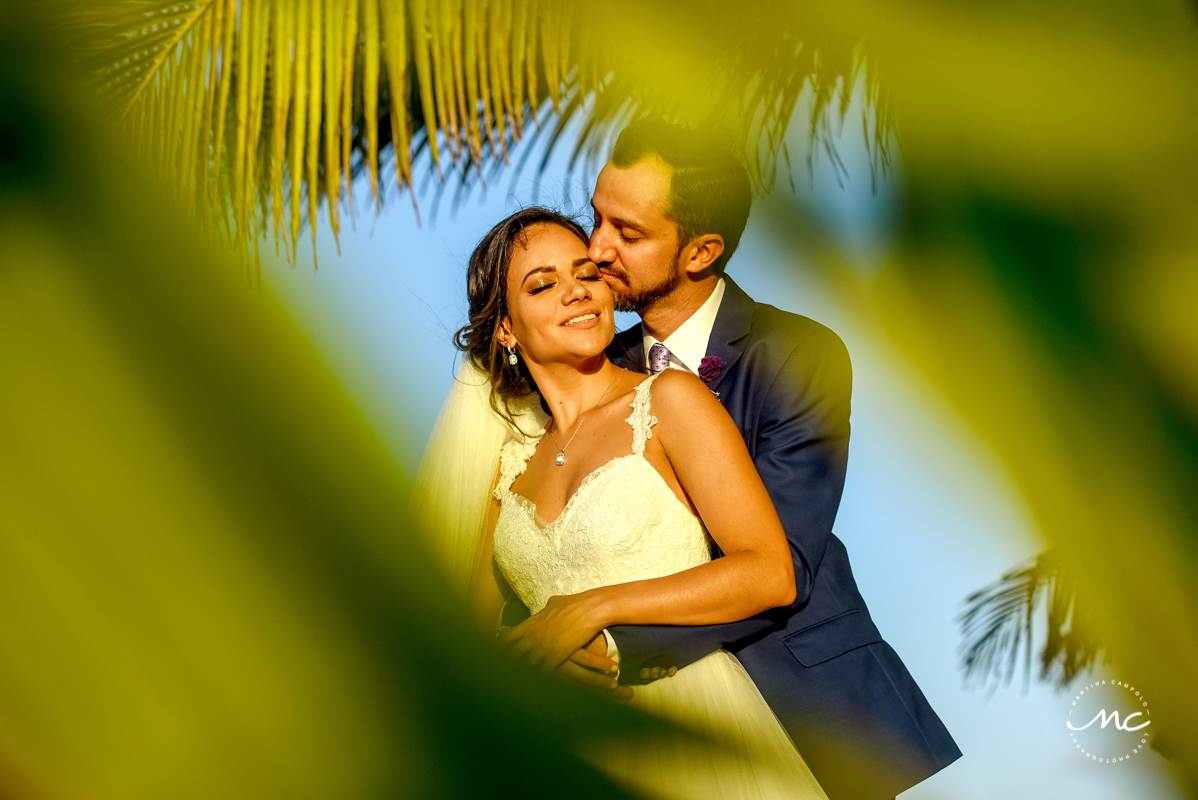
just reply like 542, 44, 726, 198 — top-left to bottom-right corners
698, 355, 723, 383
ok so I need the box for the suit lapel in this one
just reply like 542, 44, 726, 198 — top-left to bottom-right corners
608, 324, 646, 373
608, 276, 754, 386
704, 275, 754, 394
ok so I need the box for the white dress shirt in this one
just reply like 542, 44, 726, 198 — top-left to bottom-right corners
642, 278, 727, 375
601, 277, 727, 668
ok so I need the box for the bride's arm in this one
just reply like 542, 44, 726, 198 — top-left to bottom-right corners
498, 371, 796, 667
599, 370, 796, 624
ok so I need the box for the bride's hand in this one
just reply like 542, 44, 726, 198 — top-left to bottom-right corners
496, 591, 607, 672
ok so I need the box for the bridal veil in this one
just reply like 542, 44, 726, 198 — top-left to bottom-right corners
410, 358, 546, 596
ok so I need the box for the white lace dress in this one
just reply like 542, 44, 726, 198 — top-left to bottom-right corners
492, 374, 827, 800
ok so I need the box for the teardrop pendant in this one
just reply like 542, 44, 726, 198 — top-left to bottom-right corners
555, 452, 566, 467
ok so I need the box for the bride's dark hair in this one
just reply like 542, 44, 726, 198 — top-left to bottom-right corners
455, 207, 591, 424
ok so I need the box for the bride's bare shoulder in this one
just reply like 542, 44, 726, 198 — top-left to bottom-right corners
644, 370, 724, 422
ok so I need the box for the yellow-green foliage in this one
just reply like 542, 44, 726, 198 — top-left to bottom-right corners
762, 1, 1198, 789
0, 8, 671, 797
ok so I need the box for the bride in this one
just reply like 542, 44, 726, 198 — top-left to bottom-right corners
419, 206, 827, 800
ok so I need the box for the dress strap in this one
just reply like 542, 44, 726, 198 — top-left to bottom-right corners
493, 434, 540, 501
625, 373, 662, 456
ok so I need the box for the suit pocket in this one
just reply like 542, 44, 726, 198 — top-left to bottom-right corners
782, 609, 884, 667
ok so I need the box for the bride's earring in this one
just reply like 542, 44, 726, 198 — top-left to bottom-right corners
507, 345, 518, 366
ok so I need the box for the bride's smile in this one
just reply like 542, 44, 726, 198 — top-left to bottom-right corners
561, 311, 599, 328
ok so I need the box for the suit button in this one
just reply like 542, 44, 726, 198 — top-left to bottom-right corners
650, 667, 661, 678
639, 667, 651, 680
667, 666, 678, 677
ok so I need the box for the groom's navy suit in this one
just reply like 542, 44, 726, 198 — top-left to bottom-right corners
605, 276, 961, 799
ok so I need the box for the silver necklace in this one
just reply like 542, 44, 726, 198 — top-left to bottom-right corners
548, 367, 625, 467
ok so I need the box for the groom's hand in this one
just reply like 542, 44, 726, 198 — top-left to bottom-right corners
555, 635, 633, 701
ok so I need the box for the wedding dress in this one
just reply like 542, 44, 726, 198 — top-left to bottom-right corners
491, 373, 827, 800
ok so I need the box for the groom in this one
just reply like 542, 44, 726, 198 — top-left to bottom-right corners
503, 118, 960, 798
589, 119, 958, 799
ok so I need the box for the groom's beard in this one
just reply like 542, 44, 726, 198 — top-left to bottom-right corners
604, 261, 683, 314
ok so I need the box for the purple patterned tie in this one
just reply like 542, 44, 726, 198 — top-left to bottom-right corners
648, 342, 672, 374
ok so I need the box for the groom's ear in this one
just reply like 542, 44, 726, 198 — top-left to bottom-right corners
681, 233, 725, 276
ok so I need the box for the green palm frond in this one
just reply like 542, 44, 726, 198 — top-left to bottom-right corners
959, 549, 1108, 693
58, 0, 890, 265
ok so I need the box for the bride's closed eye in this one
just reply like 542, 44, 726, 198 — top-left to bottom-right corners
527, 262, 601, 296
575, 262, 603, 280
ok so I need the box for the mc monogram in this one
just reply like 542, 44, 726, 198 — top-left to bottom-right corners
1066, 679, 1152, 765
1067, 708, 1151, 733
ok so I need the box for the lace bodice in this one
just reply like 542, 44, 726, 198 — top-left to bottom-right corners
492, 373, 713, 614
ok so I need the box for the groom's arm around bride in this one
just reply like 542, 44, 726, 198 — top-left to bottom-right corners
605, 293, 854, 681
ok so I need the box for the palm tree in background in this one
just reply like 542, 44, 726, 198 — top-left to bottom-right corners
959, 549, 1107, 694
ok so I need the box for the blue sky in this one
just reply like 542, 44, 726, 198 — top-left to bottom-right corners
260, 98, 1183, 798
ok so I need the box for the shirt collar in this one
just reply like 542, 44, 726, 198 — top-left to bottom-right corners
642, 277, 726, 373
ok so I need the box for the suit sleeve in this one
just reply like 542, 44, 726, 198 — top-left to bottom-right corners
607, 327, 852, 684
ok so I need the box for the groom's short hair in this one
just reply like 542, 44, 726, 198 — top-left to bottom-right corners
611, 118, 752, 274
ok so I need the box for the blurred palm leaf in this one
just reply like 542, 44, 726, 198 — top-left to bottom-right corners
763, 0, 1198, 787
959, 550, 1107, 693
55, 0, 889, 264
0, 6, 673, 797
